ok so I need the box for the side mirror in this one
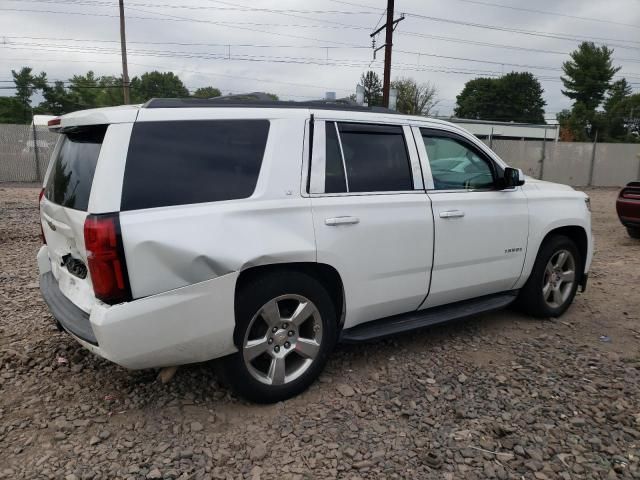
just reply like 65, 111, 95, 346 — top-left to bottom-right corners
503, 167, 525, 188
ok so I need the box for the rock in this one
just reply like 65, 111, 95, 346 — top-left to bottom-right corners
190, 421, 203, 432
570, 417, 587, 427
525, 447, 544, 462
458, 373, 468, 383
250, 442, 268, 461
146, 468, 162, 479
89, 436, 101, 446
336, 384, 355, 397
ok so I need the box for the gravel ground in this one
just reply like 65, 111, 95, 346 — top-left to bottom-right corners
1, 185, 639, 480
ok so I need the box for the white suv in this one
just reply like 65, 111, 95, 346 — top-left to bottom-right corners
38, 99, 593, 402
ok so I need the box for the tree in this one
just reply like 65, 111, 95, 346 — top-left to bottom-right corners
391, 77, 438, 116
561, 42, 619, 111
0, 96, 26, 123
130, 71, 189, 103
604, 78, 632, 113
193, 87, 221, 98
359, 71, 382, 107
455, 72, 546, 123
606, 93, 640, 141
40, 81, 76, 116
10, 67, 47, 123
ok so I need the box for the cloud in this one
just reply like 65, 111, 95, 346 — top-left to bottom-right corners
1, 0, 638, 120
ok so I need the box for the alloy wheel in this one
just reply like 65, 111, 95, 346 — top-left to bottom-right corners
242, 294, 323, 385
542, 249, 576, 309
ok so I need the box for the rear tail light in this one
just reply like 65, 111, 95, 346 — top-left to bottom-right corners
83, 213, 132, 305
621, 190, 640, 200
47, 117, 61, 130
39, 188, 46, 244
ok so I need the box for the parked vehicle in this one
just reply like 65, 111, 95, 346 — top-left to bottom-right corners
38, 99, 593, 403
616, 182, 640, 239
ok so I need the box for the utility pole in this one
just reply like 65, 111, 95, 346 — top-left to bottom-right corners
370, 0, 404, 108
119, 0, 130, 104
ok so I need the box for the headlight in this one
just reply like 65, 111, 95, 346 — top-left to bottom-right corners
584, 197, 591, 212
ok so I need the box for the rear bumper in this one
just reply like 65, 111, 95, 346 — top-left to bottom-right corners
618, 216, 640, 229
40, 271, 98, 345
38, 246, 239, 369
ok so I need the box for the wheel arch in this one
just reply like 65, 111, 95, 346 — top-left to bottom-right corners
536, 225, 589, 289
235, 262, 346, 329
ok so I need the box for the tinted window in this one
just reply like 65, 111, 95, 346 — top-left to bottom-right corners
325, 122, 347, 193
121, 120, 270, 210
337, 123, 412, 192
45, 125, 107, 211
421, 134, 494, 190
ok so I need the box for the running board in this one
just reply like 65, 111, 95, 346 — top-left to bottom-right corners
339, 291, 518, 343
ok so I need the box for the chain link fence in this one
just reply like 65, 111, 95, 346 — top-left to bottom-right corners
0, 124, 59, 183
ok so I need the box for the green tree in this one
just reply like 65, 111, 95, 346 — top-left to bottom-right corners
130, 71, 189, 103
391, 77, 438, 116
455, 72, 546, 123
607, 93, 640, 141
40, 81, 76, 115
193, 86, 221, 98
604, 78, 632, 113
67, 71, 101, 109
10, 67, 47, 123
0, 96, 26, 123
359, 71, 383, 107
96, 75, 124, 106
561, 42, 619, 111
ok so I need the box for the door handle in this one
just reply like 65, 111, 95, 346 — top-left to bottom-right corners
325, 216, 360, 226
439, 210, 465, 219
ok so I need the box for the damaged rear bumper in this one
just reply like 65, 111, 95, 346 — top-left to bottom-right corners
38, 246, 239, 369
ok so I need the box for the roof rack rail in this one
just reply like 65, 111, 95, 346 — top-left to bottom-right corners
142, 96, 399, 114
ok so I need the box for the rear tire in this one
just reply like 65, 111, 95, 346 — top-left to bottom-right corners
218, 270, 337, 403
627, 227, 640, 239
517, 235, 581, 318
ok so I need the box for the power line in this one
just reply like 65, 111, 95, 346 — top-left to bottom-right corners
12, 0, 378, 15
443, 0, 640, 30
5, 37, 640, 81
4, 5, 640, 50
328, 0, 640, 49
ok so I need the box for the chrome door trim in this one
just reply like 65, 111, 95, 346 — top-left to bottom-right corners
334, 122, 350, 193
309, 119, 326, 194
403, 125, 424, 191
411, 125, 434, 190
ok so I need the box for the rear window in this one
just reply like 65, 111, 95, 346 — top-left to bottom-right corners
44, 125, 107, 211
121, 120, 270, 211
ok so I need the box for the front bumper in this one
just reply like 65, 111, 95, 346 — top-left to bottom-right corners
38, 247, 239, 369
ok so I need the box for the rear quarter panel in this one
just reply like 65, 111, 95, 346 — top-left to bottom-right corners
119, 114, 316, 299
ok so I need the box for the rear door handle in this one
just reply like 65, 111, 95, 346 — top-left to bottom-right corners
439, 210, 465, 219
325, 216, 360, 226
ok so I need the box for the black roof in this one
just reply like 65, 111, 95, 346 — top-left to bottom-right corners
143, 97, 399, 114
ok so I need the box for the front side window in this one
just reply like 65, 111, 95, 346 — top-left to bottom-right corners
421, 132, 495, 190
322, 122, 412, 193
121, 120, 270, 210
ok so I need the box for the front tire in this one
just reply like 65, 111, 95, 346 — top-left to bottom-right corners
627, 227, 640, 239
517, 235, 581, 318
219, 270, 337, 403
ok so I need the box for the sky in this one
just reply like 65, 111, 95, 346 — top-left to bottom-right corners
1, 0, 639, 121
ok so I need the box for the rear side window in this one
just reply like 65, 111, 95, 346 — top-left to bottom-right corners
121, 120, 270, 211
336, 123, 412, 193
44, 125, 107, 211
